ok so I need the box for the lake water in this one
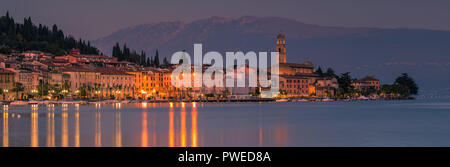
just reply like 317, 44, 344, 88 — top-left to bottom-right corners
1, 99, 450, 147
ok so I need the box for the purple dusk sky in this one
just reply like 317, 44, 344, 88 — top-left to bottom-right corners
1, 0, 449, 40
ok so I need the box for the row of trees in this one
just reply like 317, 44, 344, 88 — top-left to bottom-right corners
0, 12, 99, 56
112, 43, 170, 67
317, 66, 418, 98
381, 73, 418, 98
316, 67, 337, 77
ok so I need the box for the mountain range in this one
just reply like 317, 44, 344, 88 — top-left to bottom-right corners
92, 16, 450, 96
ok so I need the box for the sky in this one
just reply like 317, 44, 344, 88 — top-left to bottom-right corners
1, 0, 450, 40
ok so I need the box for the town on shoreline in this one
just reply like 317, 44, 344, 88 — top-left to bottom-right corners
0, 13, 419, 105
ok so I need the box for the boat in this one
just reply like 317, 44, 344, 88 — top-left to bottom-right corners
369, 96, 379, 100
78, 101, 88, 105
27, 100, 39, 104
276, 98, 289, 102
322, 98, 334, 102
10, 101, 28, 105
357, 96, 369, 101
296, 99, 309, 102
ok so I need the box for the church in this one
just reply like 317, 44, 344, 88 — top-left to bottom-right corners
274, 33, 338, 97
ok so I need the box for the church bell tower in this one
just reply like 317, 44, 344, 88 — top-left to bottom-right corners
276, 33, 286, 63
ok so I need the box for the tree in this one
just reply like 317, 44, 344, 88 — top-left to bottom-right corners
76, 87, 87, 98
337, 72, 355, 97
37, 82, 50, 97
394, 73, 418, 95
325, 68, 336, 77
0, 13, 99, 55
146, 57, 151, 67
154, 50, 160, 67
0, 89, 4, 100
140, 51, 146, 66
316, 67, 324, 77
112, 42, 121, 59
381, 84, 410, 97
163, 57, 170, 67
11, 82, 24, 100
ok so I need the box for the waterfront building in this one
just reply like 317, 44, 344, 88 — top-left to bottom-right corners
276, 33, 315, 76
313, 77, 339, 97
353, 76, 381, 91
0, 68, 14, 100
97, 67, 135, 100
13, 69, 40, 96
125, 70, 143, 99
272, 33, 335, 98
61, 65, 101, 98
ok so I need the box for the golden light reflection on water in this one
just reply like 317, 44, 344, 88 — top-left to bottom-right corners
142, 102, 147, 109
167, 102, 199, 147
191, 102, 198, 147
141, 112, 148, 147
114, 112, 122, 147
46, 112, 55, 147
31, 110, 38, 147
0, 102, 292, 147
181, 105, 186, 147
95, 112, 101, 147
3, 110, 8, 147
75, 112, 80, 147
62, 112, 68, 147
169, 106, 174, 147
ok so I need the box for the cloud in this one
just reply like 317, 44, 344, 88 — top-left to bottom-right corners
383, 61, 417, 66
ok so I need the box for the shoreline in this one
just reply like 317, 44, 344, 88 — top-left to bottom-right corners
1, 97, 415, 106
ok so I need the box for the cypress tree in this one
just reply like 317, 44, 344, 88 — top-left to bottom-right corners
154, 50, 160, 67
146, 57, 151, 67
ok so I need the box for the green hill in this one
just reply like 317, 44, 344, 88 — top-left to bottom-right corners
0, 12, 99, 56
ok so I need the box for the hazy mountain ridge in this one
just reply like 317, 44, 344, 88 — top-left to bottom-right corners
92, 16, 450, 95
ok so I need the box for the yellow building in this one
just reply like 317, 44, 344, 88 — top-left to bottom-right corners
61, 66, 101, 98
126, 70, 143, 99
97, 67, 135, 100
0, 68, 14, 100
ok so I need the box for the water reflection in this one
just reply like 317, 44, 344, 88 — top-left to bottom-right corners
75, 112, 80, 147
3, 109, 8, 147
1, 102, 294, 147
169, 106, 174, 147
114, 112, 122, 147
61, 111, 68, 147
141, 112, 148, 147
180, 105, 186, 147
31, 110, 38, 147
95, 111, 101, 147
191, 102, 198, 147
46, 112, 55, 147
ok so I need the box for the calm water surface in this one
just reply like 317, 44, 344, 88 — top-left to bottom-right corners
1, 99, 450, 147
